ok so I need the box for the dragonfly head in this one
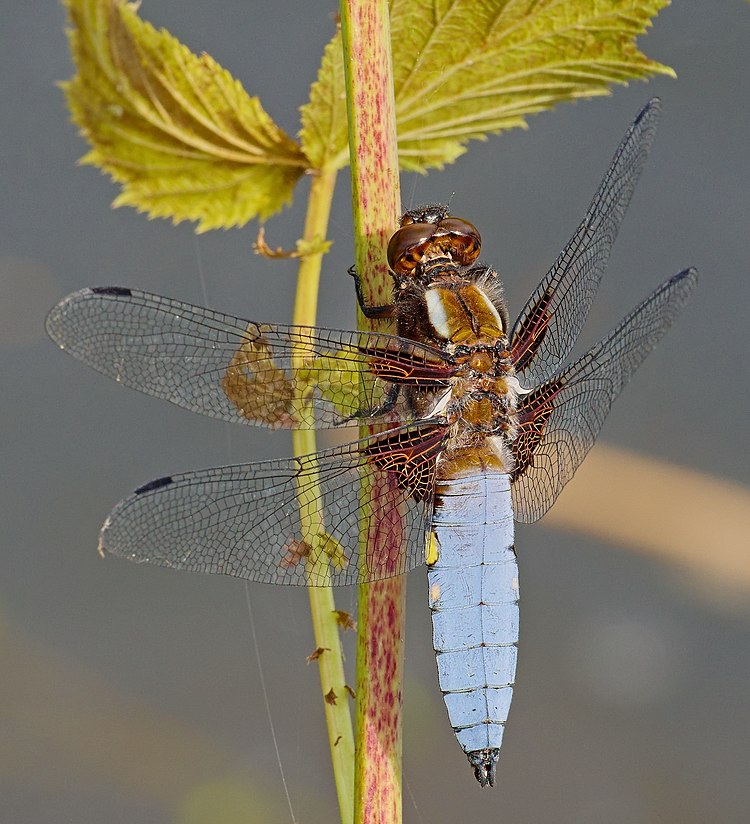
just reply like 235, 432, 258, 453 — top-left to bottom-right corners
388, 206, 481, 277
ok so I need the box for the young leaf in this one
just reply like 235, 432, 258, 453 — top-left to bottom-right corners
298, 353, 361, 419
300, 27, 349, 170
390, 0, 675, 172
303, 0, 674, 175
62, 0, 308, 231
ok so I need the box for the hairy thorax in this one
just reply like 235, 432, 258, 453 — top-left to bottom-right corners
394, 265, 520, 478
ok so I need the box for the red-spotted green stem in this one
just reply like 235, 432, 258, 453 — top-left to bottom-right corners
340, 1, 404, 822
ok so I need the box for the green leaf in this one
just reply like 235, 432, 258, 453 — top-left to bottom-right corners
64, 1, 674, 228
298, 352, 361, 419
62, 0, 308, 231
303, 0, 674, 174
299, 26, 349, 170
390, 0, 675, 172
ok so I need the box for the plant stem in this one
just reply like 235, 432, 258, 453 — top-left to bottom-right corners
291, 166, 355, 824
292, 169, 337, 326
340, 2, 404, 823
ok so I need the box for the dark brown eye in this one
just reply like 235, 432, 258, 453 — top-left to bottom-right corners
436, 217, 482, 265
387, 222, 435, 274
387, 216, 482, 274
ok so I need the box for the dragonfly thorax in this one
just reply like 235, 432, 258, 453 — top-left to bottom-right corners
389, 231, 519, 459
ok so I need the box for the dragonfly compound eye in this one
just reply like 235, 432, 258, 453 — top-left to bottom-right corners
387, 222, 435, 274
387, 217, 483, 275
435, 217, 482, 266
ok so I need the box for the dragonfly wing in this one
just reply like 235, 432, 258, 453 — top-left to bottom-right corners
511, 267, 697, 523
510, 99, 662, 386
99, 422, 449, 586
46, 287, 456, 430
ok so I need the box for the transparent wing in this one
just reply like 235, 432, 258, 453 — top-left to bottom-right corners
511, 267, 697, 523
510, 99, 662, 387
99, 422, 449, 586
46, 287, 456, 430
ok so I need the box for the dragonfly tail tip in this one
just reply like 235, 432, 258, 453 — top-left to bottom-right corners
467, 748, 500, 787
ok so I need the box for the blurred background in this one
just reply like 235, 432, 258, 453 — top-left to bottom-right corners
2, 2, 749, 822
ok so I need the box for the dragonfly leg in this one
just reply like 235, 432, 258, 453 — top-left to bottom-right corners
339, 382, 402, 424
348, 265, 395, 319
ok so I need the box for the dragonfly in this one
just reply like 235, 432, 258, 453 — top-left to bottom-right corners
47, 99, 696, 787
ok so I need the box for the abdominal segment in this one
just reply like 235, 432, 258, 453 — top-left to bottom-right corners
428, 470, 518, 786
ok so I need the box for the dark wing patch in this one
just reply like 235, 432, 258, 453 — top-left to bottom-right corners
363, 423, 448, 502
510, 378, 562, 480
509, 286, 554, 374
511, 268, 697, 523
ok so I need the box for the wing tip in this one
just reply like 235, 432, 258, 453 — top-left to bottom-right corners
134, 476, 174, 495
638, 96, 662, 122
91, 285, 133, 297
662, 267, 699, 307
45, 286, 134, 344
672, 266, 699, 285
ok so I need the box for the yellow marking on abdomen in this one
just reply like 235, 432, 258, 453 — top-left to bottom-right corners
426, 532, 440, 566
